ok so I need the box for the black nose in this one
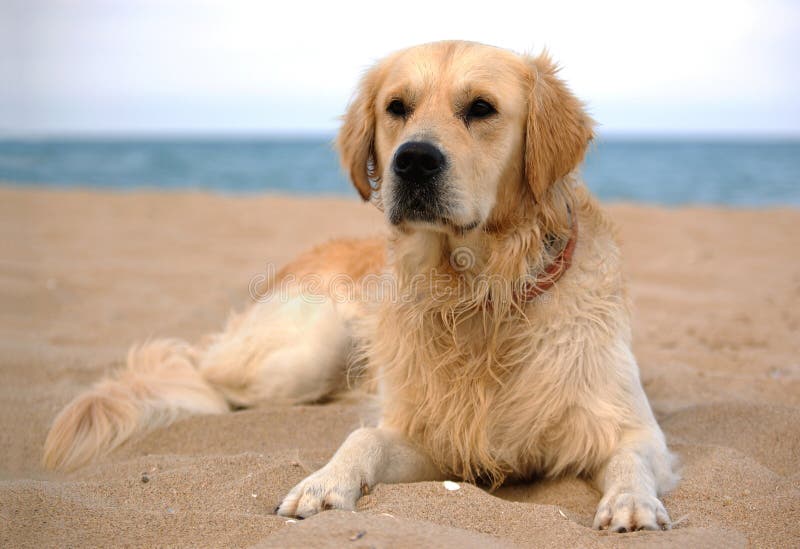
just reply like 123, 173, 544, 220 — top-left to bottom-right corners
392, 141, 446, 184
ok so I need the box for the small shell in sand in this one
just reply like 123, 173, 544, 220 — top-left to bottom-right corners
443, 480, 461, 491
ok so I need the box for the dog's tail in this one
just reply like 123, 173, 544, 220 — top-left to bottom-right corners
43, 339, 229, 471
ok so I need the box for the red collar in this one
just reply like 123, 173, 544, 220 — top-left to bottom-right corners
517, 218, 578, 302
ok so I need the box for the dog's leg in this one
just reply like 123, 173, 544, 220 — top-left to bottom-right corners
592, 428, 677, 532
276, 427, 441, 518
200, 296, 353, 407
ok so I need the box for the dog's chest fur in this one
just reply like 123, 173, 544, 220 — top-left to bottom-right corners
367, 204, 634, 486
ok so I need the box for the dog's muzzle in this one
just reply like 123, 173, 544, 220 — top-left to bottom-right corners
389, 141, 448, 225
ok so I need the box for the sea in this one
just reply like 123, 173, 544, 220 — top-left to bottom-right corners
1, 137, 798, 206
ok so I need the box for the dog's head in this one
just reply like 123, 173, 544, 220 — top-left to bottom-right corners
338, 41, 593, 235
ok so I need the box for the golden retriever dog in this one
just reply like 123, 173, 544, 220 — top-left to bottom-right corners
44, 41, 678, 533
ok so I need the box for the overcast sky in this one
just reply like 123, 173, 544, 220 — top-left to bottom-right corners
1, 0, 799, 136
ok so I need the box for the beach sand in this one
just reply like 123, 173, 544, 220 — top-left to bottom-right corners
1, 186, 798, 548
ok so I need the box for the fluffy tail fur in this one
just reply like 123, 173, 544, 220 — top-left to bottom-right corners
43, 339, 229, 471
43, 296, 354, 472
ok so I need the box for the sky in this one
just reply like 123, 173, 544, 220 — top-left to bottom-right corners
1, 0, 799, 136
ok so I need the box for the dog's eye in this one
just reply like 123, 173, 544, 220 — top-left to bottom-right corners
466, 99, 496, 120
387, 99, 407, 117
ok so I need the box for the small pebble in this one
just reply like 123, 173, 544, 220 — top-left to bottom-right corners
349, 530, 366, 541
443, 480, 460, 491
251, 493, 258, 498
722, 495, 732, 506
140, 473, 150, 483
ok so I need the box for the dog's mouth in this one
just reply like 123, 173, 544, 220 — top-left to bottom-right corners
390, 204, 481, 235
387, 174, 482, 235
388, 199, 437, 226
443, 217, 481, 234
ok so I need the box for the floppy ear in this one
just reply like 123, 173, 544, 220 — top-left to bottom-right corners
337, 65, 383, 201
524, 53, 594, 201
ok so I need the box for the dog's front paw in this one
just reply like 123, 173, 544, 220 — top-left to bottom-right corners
275, 466, 366, 519
592, 492, 670, 533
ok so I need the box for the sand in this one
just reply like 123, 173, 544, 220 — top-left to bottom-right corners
1, 185, 798, 548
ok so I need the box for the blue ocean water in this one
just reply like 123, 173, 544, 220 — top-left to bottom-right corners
0, 137, 798, 206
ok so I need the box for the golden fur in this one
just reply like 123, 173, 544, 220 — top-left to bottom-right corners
44, 41, 677, 533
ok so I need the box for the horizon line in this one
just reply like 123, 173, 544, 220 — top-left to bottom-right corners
1, 130, 799, 142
